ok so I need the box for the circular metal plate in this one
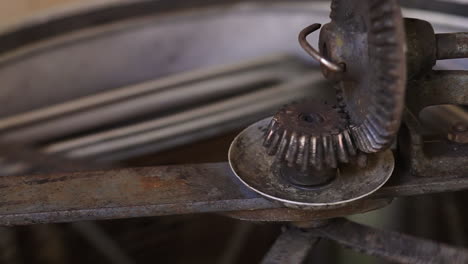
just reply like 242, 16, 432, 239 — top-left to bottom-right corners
229, 118, 394, 208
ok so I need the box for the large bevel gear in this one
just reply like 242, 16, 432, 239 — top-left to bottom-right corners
321, 0, 407, 153
263, 101, 357, 171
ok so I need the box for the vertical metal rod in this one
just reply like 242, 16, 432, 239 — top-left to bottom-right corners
71, 222, 135, 264
261, 226, 319, 264
217, 222, 255, 264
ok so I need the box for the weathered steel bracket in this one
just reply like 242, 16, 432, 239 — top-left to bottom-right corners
406, 70, 468, 116
399, 107, 468, 178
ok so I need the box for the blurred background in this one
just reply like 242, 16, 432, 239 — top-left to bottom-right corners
0, 0, 466, 263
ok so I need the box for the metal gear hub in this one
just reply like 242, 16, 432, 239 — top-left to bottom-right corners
228, 118, 394, 207
264, 101, 357, 171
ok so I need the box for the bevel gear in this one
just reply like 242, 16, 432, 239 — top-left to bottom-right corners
263, 101, 357, 171
321, 0, 407, 153
297, 0, 406, 158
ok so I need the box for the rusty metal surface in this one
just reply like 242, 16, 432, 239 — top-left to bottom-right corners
0, 141, 393, 225
418, 104, 468, 144
404, 17, 468, 76
0, 159, 396, 226
1, 157, 468, 226
0, 163, 276, 225
404, 18, 437, 79
316, 218, 468, 263
399, 109, 468, 178
0, 1, 467, 262
0, 135, 451, 226
407, 70, 468, 115
261, 226, 319, 264
223, 198, 391, 222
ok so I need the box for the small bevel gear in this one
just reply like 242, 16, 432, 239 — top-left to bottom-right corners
263, 101, 357, 171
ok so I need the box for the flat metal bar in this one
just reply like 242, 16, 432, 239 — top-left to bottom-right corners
317, 218, 468, 263
1, 163, 468, 226
0, 143, 388, 226
261, 227, 319, 264
0, 162, 277, 225
374, 172, 468, 198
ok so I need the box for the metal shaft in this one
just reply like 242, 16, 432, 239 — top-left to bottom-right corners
436, 33, 468, 60
261, 227, 319, 264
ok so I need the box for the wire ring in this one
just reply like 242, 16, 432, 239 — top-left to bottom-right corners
298, 24, 344, 73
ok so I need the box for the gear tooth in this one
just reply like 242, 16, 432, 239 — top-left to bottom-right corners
334, 132, 349, 163
276, 130, 290, 160
369, 1, 395, 23
310, 136, 323, 170
342, 129, 357, 156
371, 17, 395, 33
263, 119, 278, 147
285, 132, 299, 166
297, 135, 310, 172
361, 122, 380, 151
266, 129, 282, 155
323, 135, 337, 168
358, 126, 374, 153
356, 126, 378, 153
351, 125, 368, 153
363, 118, 387, 146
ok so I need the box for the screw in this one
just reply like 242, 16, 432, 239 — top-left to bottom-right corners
448, 122, 468, 144
453, 122, 467, 132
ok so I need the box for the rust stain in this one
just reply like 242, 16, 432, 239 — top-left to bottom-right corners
24, 175, 69, 185
139, 176, 188, 191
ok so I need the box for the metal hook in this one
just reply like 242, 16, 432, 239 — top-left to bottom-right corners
298, 24, 344, 73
